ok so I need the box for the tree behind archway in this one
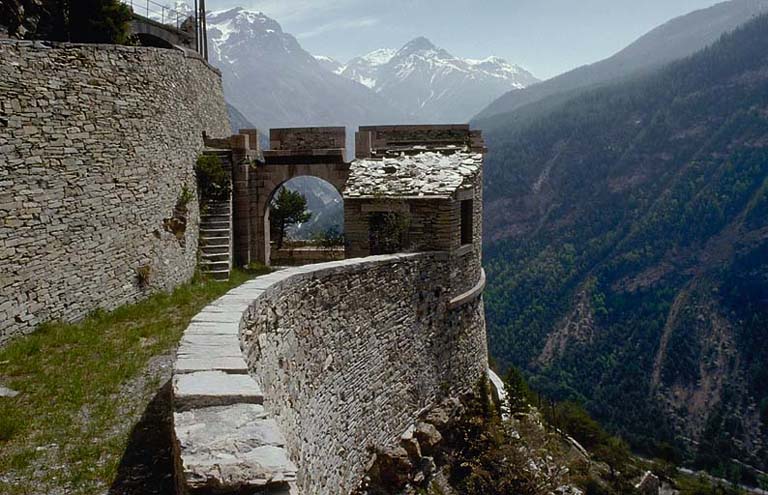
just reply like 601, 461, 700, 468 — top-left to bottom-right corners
269, 188, 311, 250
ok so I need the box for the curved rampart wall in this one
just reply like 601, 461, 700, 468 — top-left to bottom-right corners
0, 41, 231, 344
240, 253, 488, 493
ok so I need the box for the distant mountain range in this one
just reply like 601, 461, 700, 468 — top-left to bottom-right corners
318, 38, 538, 123
207, 8, 537, 133
474, 0, 768, 123
206, 8, 404, 134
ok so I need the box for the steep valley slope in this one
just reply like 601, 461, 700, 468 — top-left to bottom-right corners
481, 14, 768, 478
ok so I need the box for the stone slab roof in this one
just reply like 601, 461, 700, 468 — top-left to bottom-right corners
343, 150, 482, 199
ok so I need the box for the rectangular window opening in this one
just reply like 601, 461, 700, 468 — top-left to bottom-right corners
461, 199, 473, 246
369, 211, 408, 255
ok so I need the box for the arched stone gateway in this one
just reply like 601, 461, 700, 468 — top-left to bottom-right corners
204, 127, 350, 266
256, 128, 350, 265
204, 124, 485, 269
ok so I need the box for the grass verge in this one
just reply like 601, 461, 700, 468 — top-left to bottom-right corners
0, 266, 270, 494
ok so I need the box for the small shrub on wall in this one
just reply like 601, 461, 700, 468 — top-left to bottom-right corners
195, 155, 231, 202
163, 184, 193, 246
135, 264, 152, 288
311, 227, 345, 248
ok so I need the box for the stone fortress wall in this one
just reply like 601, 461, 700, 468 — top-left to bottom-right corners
0, 41, 231, 344
241, 253, 487, 493
171, 252, 488, 494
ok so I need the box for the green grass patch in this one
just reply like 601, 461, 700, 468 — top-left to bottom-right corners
0, 269, 266, 493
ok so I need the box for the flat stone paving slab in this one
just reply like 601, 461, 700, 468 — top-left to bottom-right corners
177, 341, 243, 359
175, 404, 298, 491
182, 321, 241, 336
191, 310, 244, 324
174, 356, 249, 375
180, 333, 240, 347
173, 370, 262, 410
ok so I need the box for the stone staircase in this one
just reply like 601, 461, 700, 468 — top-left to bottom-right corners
199, 199, 232, 281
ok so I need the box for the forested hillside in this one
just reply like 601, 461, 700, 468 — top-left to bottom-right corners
481, 14, 768, 480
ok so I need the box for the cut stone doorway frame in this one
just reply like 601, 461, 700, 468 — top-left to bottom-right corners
255, 165, 349, 265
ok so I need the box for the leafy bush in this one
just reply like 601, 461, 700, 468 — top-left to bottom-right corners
135, 264, 151, 289
504, 366, 534, 415
69, 0, 132, 43
178, 184, 194, 208
311, 227, 345, 248
369, 211, 410, 254
759, 474, 768, 491
20, 0, 132, 43
195, 155, 231, 202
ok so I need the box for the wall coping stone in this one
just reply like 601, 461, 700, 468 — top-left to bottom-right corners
447, 268, 486, 310
0, 39, 222, 77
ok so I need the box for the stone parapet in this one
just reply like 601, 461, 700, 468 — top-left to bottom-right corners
171, 254, 488, 494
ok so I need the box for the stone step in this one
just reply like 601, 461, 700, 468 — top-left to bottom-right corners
173, 370, 263, 411
200, 260, 230, 271
174, 404, 298, 493
203, 200, 230, 208
201, 252, 229, 262
200, 236, 229, 247
200, 228, 230, 237
204, 207, 231, 216
200, 220, 230, 230
200, 214, 230, 223
200, 244, 229, 255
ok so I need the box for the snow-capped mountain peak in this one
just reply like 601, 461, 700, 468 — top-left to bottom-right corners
336, 48, 396, 88
328, 37, 539, 122
466, 56, 539, 85
359, 48, 397, 66
207, 8, 308, 66
397, 36, 439, 54
314, 55, 344, 74
205, 9, 404, 133
206, 8, 538, 128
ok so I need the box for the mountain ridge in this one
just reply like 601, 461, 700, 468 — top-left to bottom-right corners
206, 8, 405, 133
474, 0, 768, 123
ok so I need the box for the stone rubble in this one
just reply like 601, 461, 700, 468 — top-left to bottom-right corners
0, 385, 19, 397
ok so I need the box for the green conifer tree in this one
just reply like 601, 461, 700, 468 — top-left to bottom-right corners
269, 188, 311, 249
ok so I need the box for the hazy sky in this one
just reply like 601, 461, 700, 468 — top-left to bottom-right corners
206, 0, 725, 79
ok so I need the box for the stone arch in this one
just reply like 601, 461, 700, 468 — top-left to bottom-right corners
134, 32, 176, 49
129, 16, 195, 50
254, 163, 349, 265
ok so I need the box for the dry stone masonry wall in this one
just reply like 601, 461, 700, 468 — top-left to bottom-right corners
0, 41, 231, 344
240, 253, 487, 494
